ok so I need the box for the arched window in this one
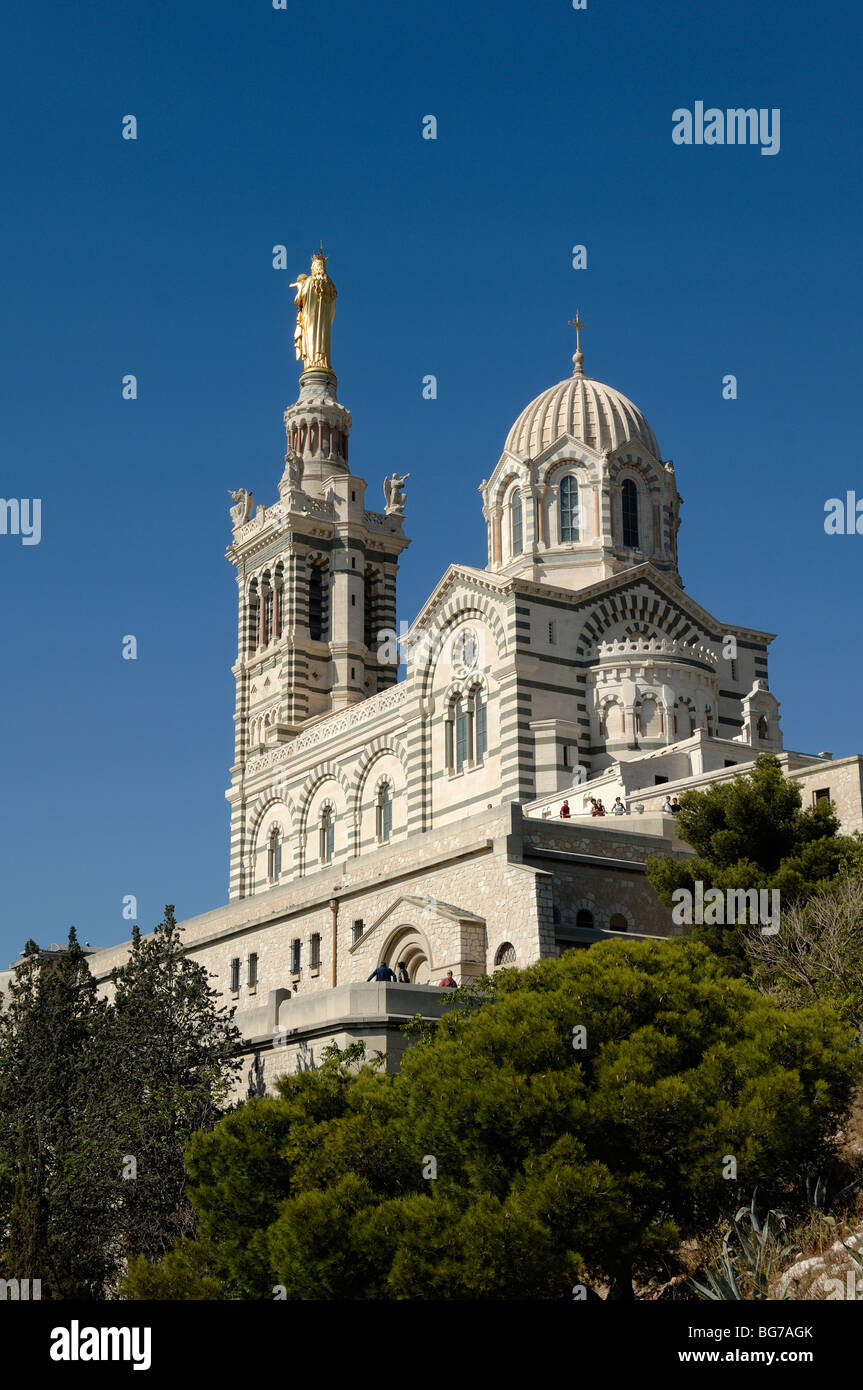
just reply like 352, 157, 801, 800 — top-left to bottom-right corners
510, 490, 523, 555
447, 691, 482, 774
364, 567, 382, 650
603, 701, 624, 737
319, 806, 334, 863
494, 942, 517, 968
576, 908, 595, 930
640, 698, 659, 737
560, 475, 580, 543
262, 572, 273, 645
247, 580, 260, 655
621, 479, 639, 548
308, 560, 328, 641
473, 687, 487, 761
376, 782, 393, 842
609, 913, 628, 932
757, 714, 768, 740
272, 564, 283, 641
267, 826, 282, 881
455, 697, 470, 771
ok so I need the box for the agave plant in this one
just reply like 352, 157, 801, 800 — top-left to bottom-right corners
805, 1173, 829, 1215
691, 1193, 789, 1301
804, 1170, 859, 1220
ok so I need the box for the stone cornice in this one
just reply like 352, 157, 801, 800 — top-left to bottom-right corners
245, 682, 410, 775
405, 561, 775, 652
226, 497, 408, 570
511, 563, 776, 644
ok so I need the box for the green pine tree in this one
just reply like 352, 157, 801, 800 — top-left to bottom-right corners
0, 909, 243, 1296
645, 754, 863, 964
107, 906, 243, 1271
0, 930, 117, 1297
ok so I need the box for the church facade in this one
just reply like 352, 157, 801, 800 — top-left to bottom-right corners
9, 260, 862, 1091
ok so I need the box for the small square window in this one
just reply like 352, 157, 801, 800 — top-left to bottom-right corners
352, 919, 364, 944
813, 788, 831, 805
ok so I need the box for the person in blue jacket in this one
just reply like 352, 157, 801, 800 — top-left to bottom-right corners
367, 963, 397, 982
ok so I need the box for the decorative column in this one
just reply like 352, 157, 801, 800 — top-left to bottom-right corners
624, 703, 638, 747
491, 506, 503, 565
660, 683, 676, 744
522, 484, 536, 550
536, 484, 548, 546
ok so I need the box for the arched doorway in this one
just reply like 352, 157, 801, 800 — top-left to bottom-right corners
380, 924, 432, 984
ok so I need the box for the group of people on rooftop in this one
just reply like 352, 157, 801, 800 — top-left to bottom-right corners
558, 796, 627, 819
558, 793, 681, 818
366, 962, 458, 988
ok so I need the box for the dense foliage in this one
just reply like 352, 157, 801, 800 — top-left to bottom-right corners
0, 908, 241, 1297
124, 939, 858, 1301
645, 754, 863, 963
746, 876, 863, 1024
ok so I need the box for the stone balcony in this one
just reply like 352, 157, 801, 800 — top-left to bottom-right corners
236, 981, 460, 1087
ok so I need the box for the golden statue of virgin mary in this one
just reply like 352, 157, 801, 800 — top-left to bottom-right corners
290, 249, 337, 372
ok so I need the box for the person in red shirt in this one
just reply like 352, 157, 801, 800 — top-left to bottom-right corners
559, 799, 571, 819
439, 970, 458, 988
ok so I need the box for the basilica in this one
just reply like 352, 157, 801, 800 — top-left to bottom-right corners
28, 257, 863, 1089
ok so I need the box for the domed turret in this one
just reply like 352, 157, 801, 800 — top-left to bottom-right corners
480, 324, 682, 592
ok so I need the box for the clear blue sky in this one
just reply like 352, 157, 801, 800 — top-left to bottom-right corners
2, 0, 861, 961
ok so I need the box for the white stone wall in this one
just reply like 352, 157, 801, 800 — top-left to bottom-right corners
791, 756, 863, 834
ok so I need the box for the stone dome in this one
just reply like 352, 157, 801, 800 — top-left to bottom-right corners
504, 355, 660, 460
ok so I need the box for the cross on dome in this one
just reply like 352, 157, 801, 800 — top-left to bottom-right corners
568, 311, 587, 376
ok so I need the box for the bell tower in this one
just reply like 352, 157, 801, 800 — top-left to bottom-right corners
225, 253, 410, 899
